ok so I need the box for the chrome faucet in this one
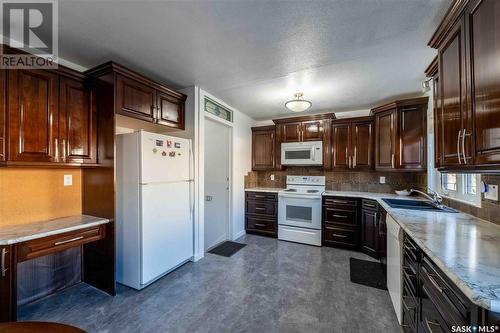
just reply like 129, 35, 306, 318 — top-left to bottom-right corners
410, 188, 444, 207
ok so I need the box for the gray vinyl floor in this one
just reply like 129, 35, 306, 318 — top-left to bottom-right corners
19, 234, 402, 333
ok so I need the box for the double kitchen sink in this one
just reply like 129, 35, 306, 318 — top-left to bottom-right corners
382, 198, 457, 213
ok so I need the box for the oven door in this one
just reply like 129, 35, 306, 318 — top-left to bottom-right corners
278, 195, 322, 230
281, 142, 323, 166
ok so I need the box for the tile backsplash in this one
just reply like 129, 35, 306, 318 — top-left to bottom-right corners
245, 167, 427, 193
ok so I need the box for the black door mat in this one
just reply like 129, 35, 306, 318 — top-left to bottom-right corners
349, 257, 387, 290
208, 241, 246, 257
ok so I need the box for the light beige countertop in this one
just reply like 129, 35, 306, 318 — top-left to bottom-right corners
245, 187, 284, 193
0, 215, 110, 246
323, 190, 500, 312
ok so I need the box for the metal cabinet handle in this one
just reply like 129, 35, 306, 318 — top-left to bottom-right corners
353, 147, 357, 168
332, 214, 348, 219
422, 267, 445, 293
61, 139, 66, 162
254, 223, 267, 227
462, 129, 471, 165
391, 153, 395, 168
457, 131, 462, 164
1, 248, 7, 277
254, 195, 266, 199
424, 318, 442, 333
54, 236, 84, 246
54, 138, 59, 162
255, 207, 266, 211
328, 200, 350, 204
332, 233, 348, 238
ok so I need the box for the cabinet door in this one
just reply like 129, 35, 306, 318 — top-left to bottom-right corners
302, 120, 323, 141
467, 0, 500, 165
0, 245, 14, 322
438, 19, 468, 167
400, 106, 426, 170
8, 69, 59, 163
116, 75, 156, 122
281, 122, 302, 142
0, 69, 5, 162
59, 77, 97, 164
352, 121, 373, 170
361, 209, 378, 258
332, 123, 351, 169
156, 91, 185, 129
375, 110, 397, 169
433, 74, 442, 168
252, 128, 275, 170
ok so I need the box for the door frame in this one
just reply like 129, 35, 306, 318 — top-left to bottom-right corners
203, 115, 233, 251
194, 89, 235, 259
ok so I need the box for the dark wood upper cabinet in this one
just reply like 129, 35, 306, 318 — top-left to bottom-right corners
281, 122, 302, 142
302, 120, 323, 141
156, 90, 185, 129
352, 121, 373, 169
372, 98, 427, 171
426, 57, 442, 168
116, 74, 156, 122
332, 117, 374, 170
466, 0, 500, 166
86, 62, 186, 131
438, 19, 468, 167
332, 123, 350, 169
252, 126, 275, 171
429, 0, 500, 172
0, 69, 5, 162
374, 109, 397, 170
8, 69, 59, 163
59, 77, 97, 164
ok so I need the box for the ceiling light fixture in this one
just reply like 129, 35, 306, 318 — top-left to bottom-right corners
285, 92, 312, 112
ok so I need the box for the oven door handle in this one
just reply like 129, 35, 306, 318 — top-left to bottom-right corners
278, 194, 321, 200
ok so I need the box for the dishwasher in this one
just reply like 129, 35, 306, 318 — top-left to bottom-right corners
386, 214, 403, 324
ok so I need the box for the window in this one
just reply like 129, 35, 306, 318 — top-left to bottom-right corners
204, 97, 233, 122
439, 173, 481, 206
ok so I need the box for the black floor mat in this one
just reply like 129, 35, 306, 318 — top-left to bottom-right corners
208, 241, 246, 257
349, 257, 387, 290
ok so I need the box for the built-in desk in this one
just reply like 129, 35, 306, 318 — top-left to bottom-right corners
0, 215, 112, 322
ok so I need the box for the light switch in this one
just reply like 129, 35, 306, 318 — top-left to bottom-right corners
64, 174, 73, 186
379, 176, 386, 184
485, 184, 498, 201
270, 174, 275, 181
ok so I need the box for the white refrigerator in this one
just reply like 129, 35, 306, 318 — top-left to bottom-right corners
116, 130, 194, 290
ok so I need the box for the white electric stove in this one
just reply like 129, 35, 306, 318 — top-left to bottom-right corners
278, 176, 325, 246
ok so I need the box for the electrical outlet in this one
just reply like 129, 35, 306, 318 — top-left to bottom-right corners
64, 174, 73, 186
485, 184, 498, 201
270, 174, 275, 181
379, 176, 386, 184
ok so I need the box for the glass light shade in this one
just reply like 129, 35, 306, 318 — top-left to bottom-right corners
285, 93, 312, 112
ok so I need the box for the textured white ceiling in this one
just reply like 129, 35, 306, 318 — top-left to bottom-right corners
58, 0, 450, 120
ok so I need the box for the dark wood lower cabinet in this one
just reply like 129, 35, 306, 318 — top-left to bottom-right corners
361, 199, 385, 259
245, 191, 277, 237
0, 245, 15, 322
322, 197, 359, 249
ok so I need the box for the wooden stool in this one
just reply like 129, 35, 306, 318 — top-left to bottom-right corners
0, 322, 86, 333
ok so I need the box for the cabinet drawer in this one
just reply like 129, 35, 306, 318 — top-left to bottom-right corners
403, 235, 421, 263
420, 257, 470, 325
362, 199, 378, 211
323, 207, 357, 226
246, 200, 277, 216
245, 191, 277, 201
246, 216, 276, 234
323, 224, 357, 246
323, 197, 358, 209
17, 225, 106, 262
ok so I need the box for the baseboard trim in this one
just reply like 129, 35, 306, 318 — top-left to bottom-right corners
233, 229, 246, 240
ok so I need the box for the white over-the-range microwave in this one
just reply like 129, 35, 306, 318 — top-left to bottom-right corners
281, 141, 323, 166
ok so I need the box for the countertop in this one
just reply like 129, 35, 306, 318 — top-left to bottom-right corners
324, 190, 500, 312
245, 187, 284, 193
0, 215, 111, 245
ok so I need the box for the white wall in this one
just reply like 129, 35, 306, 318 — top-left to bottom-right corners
230, 106, 254, 239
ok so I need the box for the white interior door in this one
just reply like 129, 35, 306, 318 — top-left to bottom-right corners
204, 117, 230, 250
